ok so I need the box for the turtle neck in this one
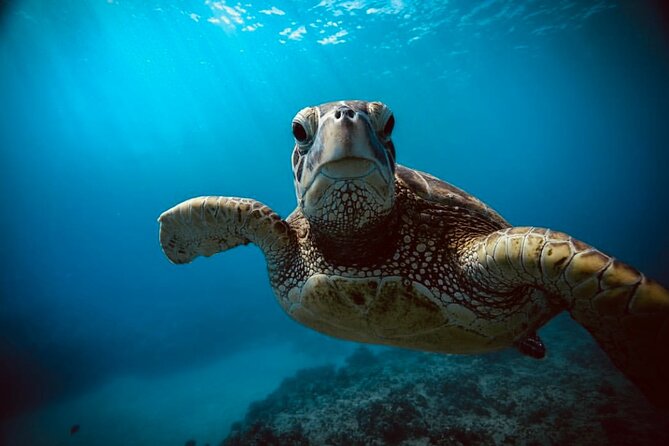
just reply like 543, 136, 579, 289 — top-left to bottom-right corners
307, 203, 400, 267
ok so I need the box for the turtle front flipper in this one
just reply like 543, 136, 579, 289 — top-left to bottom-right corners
461, 227, 669, 408
158, 196, 293, 264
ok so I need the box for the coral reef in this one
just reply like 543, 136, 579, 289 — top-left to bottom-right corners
222, 316, 669, 445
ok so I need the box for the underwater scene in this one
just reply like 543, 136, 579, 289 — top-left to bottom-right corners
2, 0, 669, 445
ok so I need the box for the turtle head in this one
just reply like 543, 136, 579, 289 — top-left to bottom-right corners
290, 100, 396, 238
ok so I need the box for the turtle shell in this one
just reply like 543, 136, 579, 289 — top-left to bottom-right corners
395, 164, 510, 235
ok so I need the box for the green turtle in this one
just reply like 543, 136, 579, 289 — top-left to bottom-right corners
158, 100, 669, 408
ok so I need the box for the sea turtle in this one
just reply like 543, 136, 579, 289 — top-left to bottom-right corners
158, 100, 669, 408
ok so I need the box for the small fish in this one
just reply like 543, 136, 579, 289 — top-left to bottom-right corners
70, 424, 80, 436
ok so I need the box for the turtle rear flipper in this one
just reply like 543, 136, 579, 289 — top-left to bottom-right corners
462, 227, 669, 408
158, 196, 293, 264
515, 332, 546, 359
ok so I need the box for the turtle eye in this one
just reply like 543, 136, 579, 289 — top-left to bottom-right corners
368, 102, 394, 139
383, 114, 395, 137
292, 121, 309, 143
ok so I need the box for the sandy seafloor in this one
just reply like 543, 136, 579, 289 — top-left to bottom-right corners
3, 315, 669, 446
1, 342, 354, 446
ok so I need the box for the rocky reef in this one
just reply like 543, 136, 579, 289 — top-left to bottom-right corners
222, 315, 669, 445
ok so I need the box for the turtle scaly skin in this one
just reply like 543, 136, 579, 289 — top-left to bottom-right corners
159, 100, 669, 408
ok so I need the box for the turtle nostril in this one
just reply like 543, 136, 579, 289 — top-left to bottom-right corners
335, 107, 356, 121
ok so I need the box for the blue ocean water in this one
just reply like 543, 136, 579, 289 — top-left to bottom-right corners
1, 0, 668, 444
